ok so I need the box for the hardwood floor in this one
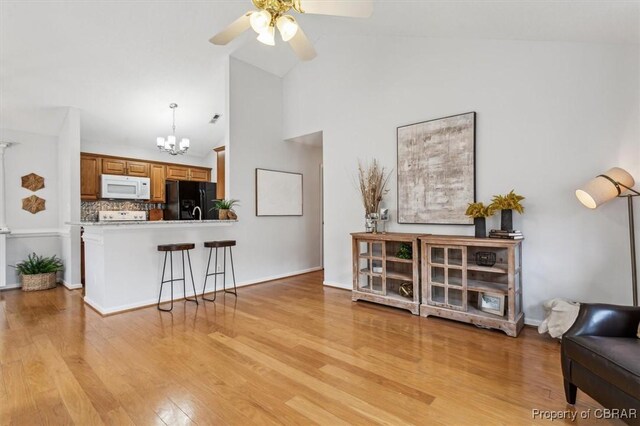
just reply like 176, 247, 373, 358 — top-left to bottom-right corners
0, 271, 605, 425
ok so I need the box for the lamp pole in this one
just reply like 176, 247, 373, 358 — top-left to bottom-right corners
619, 183, 640, 307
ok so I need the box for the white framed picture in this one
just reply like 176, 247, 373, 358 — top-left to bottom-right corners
478, 292, 505, 316
255, 168, 303, 217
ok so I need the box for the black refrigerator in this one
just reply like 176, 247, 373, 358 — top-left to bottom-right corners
164, 181, 219, 220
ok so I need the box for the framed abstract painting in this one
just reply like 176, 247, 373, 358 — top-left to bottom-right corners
397, 112, 476, 225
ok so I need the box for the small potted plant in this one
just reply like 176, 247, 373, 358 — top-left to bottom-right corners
16, 253, 63, 292
215, 199, 240, 220
489, 190, 525, 231
465, 202, 496, 238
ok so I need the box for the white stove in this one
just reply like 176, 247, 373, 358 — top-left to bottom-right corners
98, 210, 147, 222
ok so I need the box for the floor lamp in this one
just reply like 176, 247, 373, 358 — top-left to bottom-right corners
576, 167, 640, 307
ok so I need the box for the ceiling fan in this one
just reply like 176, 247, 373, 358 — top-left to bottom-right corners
209, 0, 373, 61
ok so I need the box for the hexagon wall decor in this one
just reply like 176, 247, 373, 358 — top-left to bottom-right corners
22, 195, 46, 214
21, 173, 45, 191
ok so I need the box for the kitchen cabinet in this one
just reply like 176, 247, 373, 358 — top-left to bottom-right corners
215, 146, 225, 199
80, 155, 101, 200
166, 165, 189, 180
150, 164, 166, 203
189, 168, 209, 182
80, 152, 211, 202
102, 158, 149, 177
166, 165, 210, 182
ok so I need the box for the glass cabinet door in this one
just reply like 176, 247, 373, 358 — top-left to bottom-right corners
427, 245, 467, 311
357, 240, 385, 295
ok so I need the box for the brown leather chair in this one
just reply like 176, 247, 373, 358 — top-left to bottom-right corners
562, 303, 640, 424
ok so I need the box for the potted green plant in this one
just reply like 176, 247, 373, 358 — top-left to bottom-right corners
465, 202, 496, 238
489, 190, 525, 231
215, 199, 240, 220
16, 253, 63, 292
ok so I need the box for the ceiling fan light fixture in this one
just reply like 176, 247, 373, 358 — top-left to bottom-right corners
276, 15, 299, 42
250, 10, 272, 34
257, 26, 276, 46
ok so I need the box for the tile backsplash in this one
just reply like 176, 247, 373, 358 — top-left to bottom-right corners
81, 201, 164, 222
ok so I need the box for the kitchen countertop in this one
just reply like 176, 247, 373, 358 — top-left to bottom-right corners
67, 220, 237, 230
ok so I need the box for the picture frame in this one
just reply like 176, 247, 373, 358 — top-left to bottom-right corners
397, 112, 476, 225
255, 168, 303, 217
477, 292, 505, 316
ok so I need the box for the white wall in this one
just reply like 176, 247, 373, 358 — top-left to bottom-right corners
0, 128, 63, 286
58, 108, 82, 288
223, 57, 322, 283
82, 140, 217, 178
283, 36, 640, 323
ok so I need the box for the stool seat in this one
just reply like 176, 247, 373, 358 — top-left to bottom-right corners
158, 243, 195, 252
204, 240, 236, 248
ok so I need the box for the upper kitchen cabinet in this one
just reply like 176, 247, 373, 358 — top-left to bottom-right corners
166, 165, 189, 180
150, 164, 166, 203
166, 165, 210, 182
189, 168, 210, 182
80, 154, 101, 200
102, 158, 149, 177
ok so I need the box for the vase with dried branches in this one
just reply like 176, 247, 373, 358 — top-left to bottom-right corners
357, 159, 391, 233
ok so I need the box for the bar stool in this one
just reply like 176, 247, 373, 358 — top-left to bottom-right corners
157, 243, 199, 312
202, 240, 237, 302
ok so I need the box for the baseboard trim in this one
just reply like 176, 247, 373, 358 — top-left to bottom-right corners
236, 267, 323, 287
84, 267, 324, 316
62, 281, 83, 290
524, 318, 542, 327
0, 283, 22, 291
323, 281, 350, 291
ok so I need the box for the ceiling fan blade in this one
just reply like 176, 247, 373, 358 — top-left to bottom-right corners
209, 12, 252, 45
300, 0, 373, 18
289, 27, 317, 61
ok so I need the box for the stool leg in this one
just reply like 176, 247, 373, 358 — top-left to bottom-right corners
202, 247, 215, 302
158, 252, 172, 312
222, 247, 227, 292
212, 247, 219, 302
169, 251, 174, 311
225, 247, 237, 296
185, 250, 198, 304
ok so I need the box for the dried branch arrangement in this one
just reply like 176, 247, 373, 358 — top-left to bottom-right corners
357, 159, 391, 215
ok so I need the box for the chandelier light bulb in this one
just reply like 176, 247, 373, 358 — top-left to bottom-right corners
156, 137, 165, 148
276, 15, 298, 42
257, 25, 276, 46
180, 138, 190, 150
167, 135, 176, 147
250, 10, 272, 34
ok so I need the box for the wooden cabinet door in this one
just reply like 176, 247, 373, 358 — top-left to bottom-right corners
126, 160, 150, 177
150, 164, 166, 203
102, 158, 126, 175
189, 168, 209, 182
166, 165, 189, 180
215, 147, 225, 199
80, 155, 100, 200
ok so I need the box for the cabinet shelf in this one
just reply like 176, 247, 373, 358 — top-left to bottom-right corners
386, 256, 414, 264
466, 279, 508, 295
467, 263, 509, 274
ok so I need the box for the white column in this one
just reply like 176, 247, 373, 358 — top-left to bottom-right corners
0, 142, 12, 289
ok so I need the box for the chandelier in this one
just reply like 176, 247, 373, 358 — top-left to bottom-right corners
156, 103, 190, 155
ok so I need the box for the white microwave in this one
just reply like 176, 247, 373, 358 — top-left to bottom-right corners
101, 174, 150, 200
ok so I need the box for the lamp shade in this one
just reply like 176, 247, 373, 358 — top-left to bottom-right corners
576, 167, 635, 209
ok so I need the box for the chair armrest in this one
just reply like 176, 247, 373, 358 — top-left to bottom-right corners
565, 303, 640, 338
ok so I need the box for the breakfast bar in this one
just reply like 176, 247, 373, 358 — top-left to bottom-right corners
74, 220, 237, 315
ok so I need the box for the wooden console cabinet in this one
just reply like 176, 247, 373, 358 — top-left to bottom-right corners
351, 232, 423, 315
419, 235, 524, 337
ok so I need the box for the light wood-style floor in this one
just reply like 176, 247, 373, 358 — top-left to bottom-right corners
1, 271, 604, 425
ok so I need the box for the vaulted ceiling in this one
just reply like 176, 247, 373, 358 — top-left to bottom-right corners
1, 0, 638, 156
